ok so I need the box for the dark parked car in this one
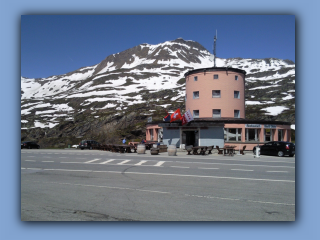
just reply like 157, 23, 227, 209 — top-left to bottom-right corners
253, 141, 295, 157
79, 140, 100, 150
21, 141, 40, 149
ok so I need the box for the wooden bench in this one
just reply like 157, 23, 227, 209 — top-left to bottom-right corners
186, 145, 193, 155
150, 148, 159, 155
130, 144, 137, 153
240, 145, 246, 155
199, 147, 207, 155
207, 146, 214, 154
216, 146, 224, 154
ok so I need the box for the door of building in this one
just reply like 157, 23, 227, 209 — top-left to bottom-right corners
183, 131, 195, 147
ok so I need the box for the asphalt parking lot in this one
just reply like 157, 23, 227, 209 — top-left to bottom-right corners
21, 148, 295, 221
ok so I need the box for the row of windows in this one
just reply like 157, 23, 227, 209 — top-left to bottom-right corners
193, 75, 239, 81
189, 90, 240, 99
224, 128, 285, 142
193, 109, 240, 118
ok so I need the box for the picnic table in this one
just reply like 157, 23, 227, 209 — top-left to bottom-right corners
112, 144, 133, 153
192, 146, 208, 155
145, 142, 158, 150
224, 145, 236, 156
129, 143, 138, 153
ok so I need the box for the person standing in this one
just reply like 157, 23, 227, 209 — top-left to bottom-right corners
122, 138, 126, 144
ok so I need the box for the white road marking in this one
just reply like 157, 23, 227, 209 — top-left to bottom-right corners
21, 167, 41, 170
23, 168, 294, 183
171, 166, 189, 168
118, 160, 131, 165
42, 161, 54, 162
59, 157, 68, 158
231, 169, 254, 172
174, 157, 295, 164
85, 159, 101, 163
184, 194, 294, 206
26, 156, 35, 157
172, 160, 295, 169
100, 159, 115, 164
135, 160, 148, 166
267, 171, 288, 173
25, 160, 36, 162
154, 161, 165, 167
198, 167, 219, 170
27, 180, 295, 206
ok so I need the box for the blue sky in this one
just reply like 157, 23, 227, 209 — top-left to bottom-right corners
21, 15, 295, 78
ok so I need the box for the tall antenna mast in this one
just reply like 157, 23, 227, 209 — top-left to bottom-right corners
213, 30, 217, 67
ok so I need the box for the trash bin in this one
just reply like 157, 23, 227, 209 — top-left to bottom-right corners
68, 145, 71, 148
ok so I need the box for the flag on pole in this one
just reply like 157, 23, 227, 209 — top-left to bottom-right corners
181, 109, 194, 126
163, 110, 171, 122
170, 109, 182, 122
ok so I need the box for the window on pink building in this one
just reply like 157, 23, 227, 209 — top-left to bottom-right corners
278, 129, 283, 141
212, 90, 221, 98
246, 129, 260, 142
234, 110, 240, 118
224, 128, 242, 141
193, 110, 199, 118
212, 109, 221, 118
150, 129, 154, 141
193, 91, 199, 99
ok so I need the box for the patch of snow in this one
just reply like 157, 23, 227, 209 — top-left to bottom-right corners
248, 85, 281, 90
283, 95, 294, 100
260, 106, 289, 116
246, 101, 275, 105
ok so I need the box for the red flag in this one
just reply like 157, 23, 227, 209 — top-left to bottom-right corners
170, 109, 182, 122
181, 114, 188, 126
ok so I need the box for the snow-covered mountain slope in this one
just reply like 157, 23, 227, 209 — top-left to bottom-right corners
21, 38, 295, 131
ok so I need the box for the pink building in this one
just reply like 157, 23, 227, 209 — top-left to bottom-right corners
186, 67, 246, 119
146, 67, 292, 151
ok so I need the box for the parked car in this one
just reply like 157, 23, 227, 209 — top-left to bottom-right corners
78, 140, 100, 150
253, 141, 295, 157
21, 141, 40, 149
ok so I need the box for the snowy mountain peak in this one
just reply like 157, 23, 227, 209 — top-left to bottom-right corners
21, 39, 295, 134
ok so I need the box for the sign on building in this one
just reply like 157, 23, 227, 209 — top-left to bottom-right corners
264, 124, 277, 128
245, 124, 261, 128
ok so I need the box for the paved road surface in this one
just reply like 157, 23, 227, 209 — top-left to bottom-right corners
21, 149, 295, 221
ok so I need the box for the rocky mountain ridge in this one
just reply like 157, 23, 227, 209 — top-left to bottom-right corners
21, 38, 295, 147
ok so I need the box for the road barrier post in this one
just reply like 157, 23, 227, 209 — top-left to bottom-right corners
254, 145, 260, 158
